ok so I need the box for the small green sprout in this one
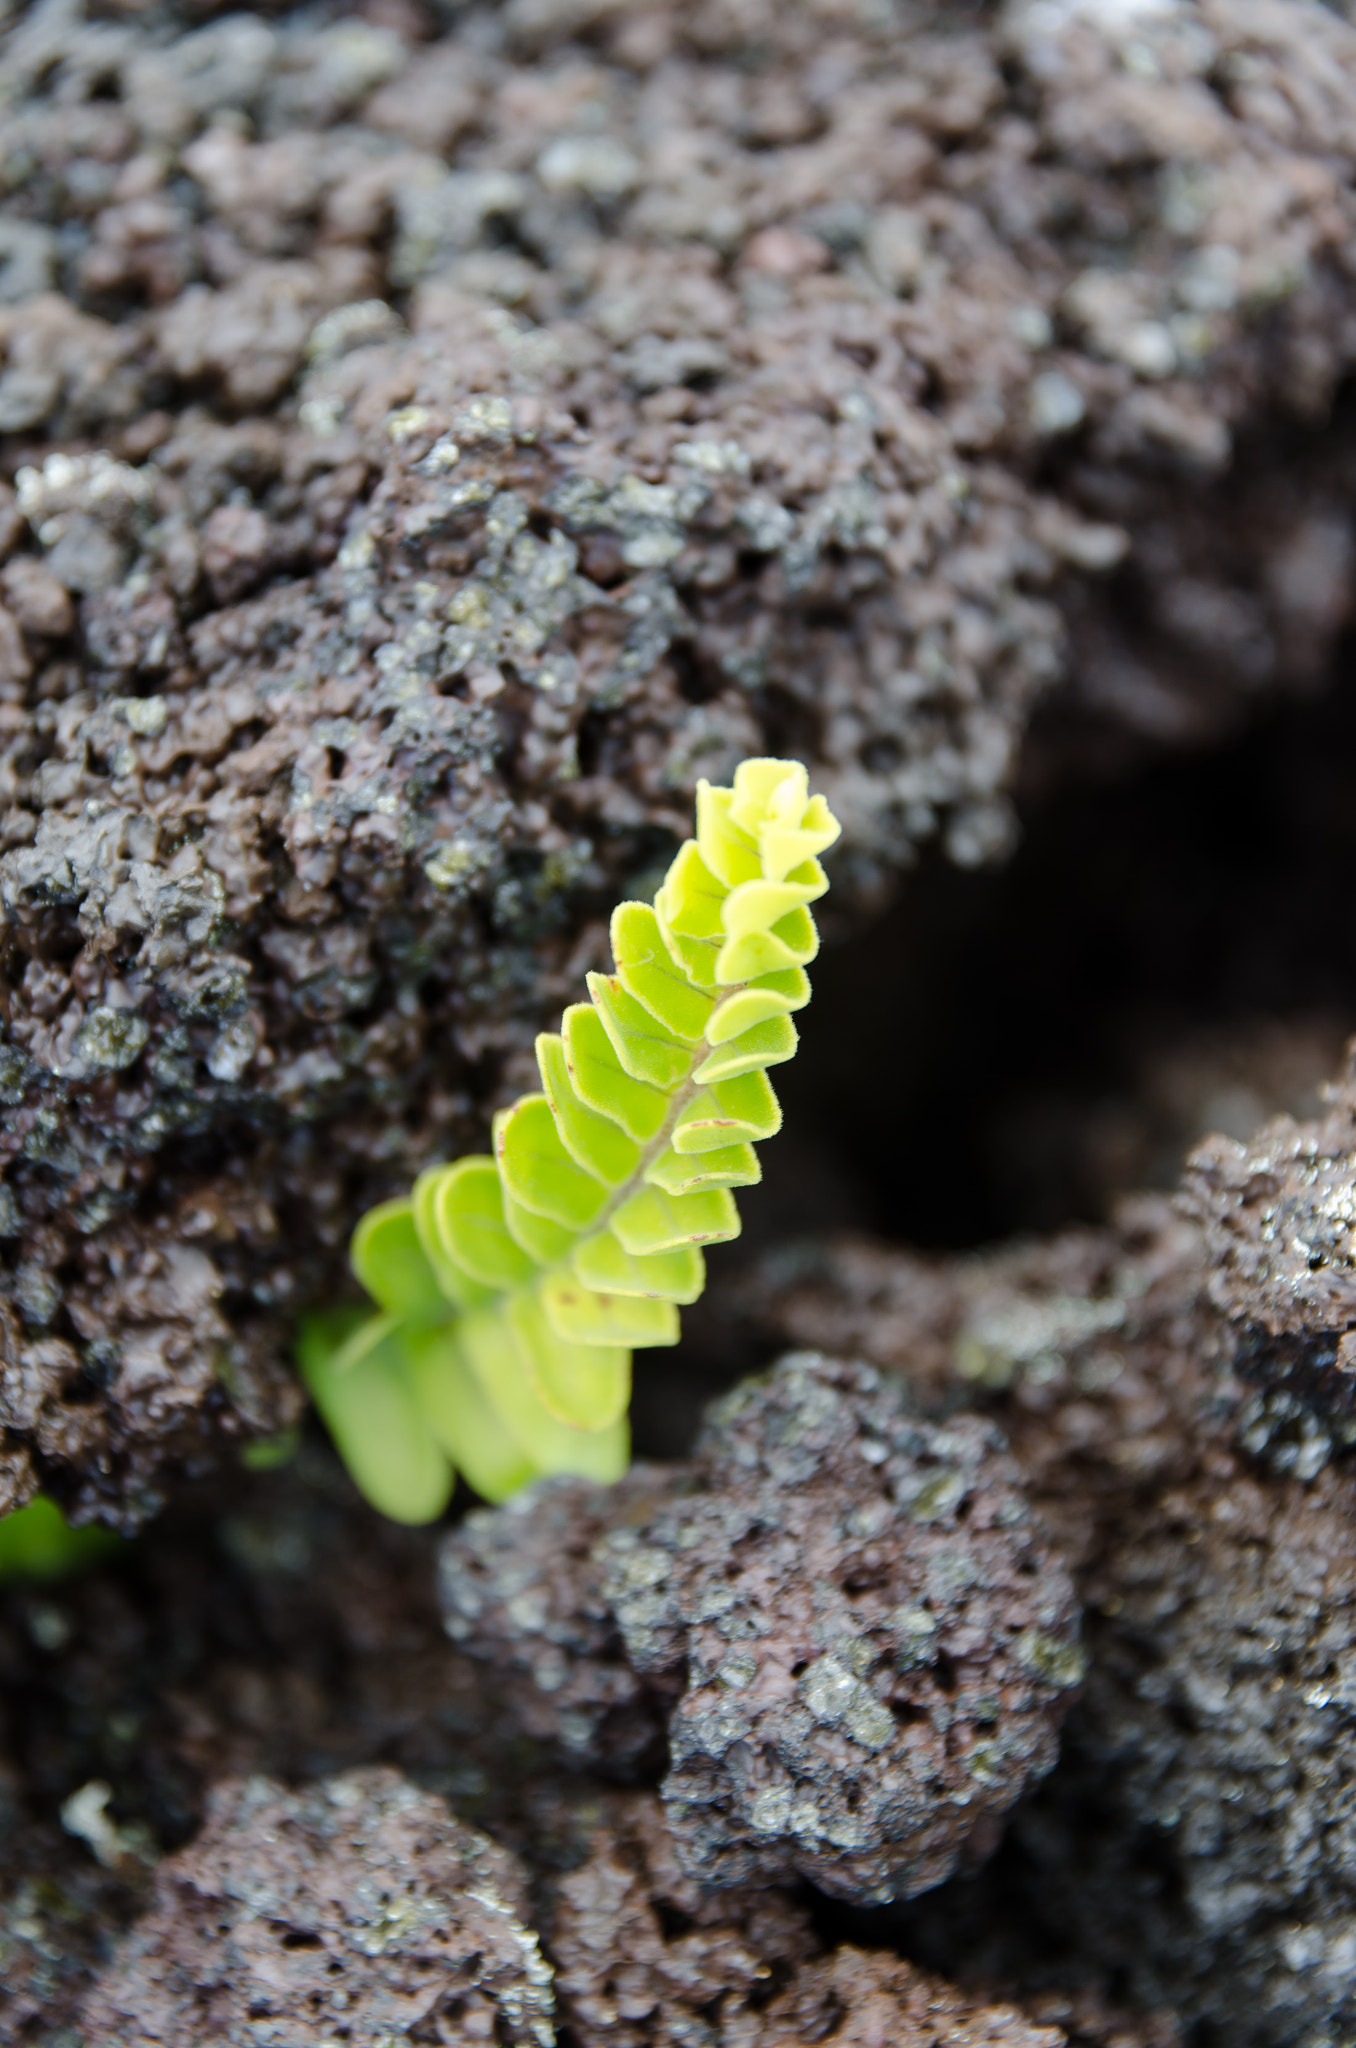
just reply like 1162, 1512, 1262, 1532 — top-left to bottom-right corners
298, 757, 841, 1523
0, 1496, 125, 1582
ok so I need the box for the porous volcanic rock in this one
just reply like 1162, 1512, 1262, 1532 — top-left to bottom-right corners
0, 1439, 617, 2043
79, 1766, 556, 2048
7, 0, 1356, 1522
754, 1947, 1067, 2048
439, 1464, 679, 1777
542, 1787, 812, 2048
442, 1351, 1086, 1903
750, 1140, 1356, 2045
542, 1787, 1172, 2048
1182, 1040, 1356, 1455
614, 1353, 1086, 1900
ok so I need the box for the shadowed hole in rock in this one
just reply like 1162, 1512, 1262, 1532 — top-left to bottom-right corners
931, 1654, 958, 1697
634, 629, 1356, 1462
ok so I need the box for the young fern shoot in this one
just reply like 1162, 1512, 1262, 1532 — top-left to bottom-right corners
298, 757, 841, 1523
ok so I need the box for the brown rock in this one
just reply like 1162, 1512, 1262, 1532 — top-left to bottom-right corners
545, 1787, 1074, 2048
757, 1946, 1064, 2048
80, 1768, 556, 2048
1, 558, 75, 639
6, 0, 1356, 1531
440, 1467, 678, 1777
544, 1789, 811, 2047
443, 1353, 1085, 1904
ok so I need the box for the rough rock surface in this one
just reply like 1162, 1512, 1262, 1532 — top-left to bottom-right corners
7, 0, 1356, 1521
0, 1803, 142, 2048
543, 1787, 812, 2047
80, 1766, 556, 2047
0, 1442, 591, 2046
440, 1465, 677, 1777
442, 1350, 1085, 1902
543, 1789, 1169, 2048
1182, 1040, 1356, 1450
755, 1947, 1066, 2048
0, 1432, 1154, 2046
751, 1151, 1356, 2046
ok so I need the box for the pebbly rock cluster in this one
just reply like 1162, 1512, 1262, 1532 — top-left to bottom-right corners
749, 1065, 1356, 2048
442, 1349, 1086, 1903
74, 1770, 1176, 2048
6, 0, 1356, 1523
544, 1788, 1089, 2048
80, 1767, 556, 2047
0, 1427, 1162, 2048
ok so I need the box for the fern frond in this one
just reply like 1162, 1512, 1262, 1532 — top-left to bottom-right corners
298, 758, 841, 1523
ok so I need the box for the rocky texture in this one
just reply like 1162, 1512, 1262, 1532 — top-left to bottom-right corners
1182, 1040, 1356, 1454
748, 1148, 1356, 2047
442, 1350, 1085, 1903
543, 1787, 811, 2047
0, 1441, 594, 2045
616, 1355, 1086, 1902
543, 1789, 1165, 2048
755, 1947, 1065, 2048
0, 1801, 145, 2048
6, 0, 1356, 1521
80, 1766, 556, 2047
440, 1465, 676, 1778
0, 1431, 1148, 2046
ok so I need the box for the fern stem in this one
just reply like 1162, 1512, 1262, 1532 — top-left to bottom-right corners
575, 986, 748, 1232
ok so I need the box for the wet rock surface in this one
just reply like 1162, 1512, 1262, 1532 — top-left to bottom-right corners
443, 1351, 1086, 1903
80, 1766, 556, 2047
6, 0, 1356, 1519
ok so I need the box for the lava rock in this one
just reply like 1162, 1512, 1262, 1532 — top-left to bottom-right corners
442, 1353, 1085, 1904
545, 1788, 1078, 2048
0, 1444, 629, 2039
751, 1140, 1356, 2045
1182, 1042, 1356, 1450
79, 1767, 556, 2048
610, 1353, 1084, 1901
7, 0, 1356, 1521
543, 1788, 812, 2047
754, 1945, 1067, 2048
439, 1466, 680, 1777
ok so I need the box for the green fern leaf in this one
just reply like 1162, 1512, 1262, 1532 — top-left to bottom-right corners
296, 757, 841, 1524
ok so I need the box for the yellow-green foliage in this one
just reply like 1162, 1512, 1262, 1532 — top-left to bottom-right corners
0, 1496, 125, 1581
298, 758, 840, 1523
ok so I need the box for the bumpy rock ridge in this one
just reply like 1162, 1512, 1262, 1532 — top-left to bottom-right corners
441, 1350, 1086, 1903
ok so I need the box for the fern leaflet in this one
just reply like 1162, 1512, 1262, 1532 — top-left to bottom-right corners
297, 757, 841, 1522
